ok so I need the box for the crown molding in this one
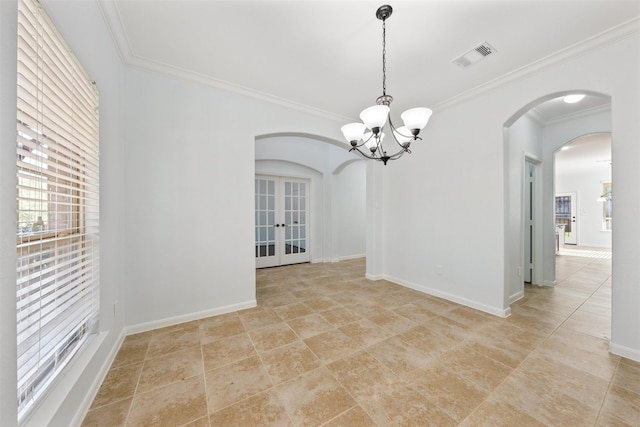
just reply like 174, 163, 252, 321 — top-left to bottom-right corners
544, 104, 611, 126
433, 17, 640, 112
97, 0, 638, 120
128, 54, 352, 123
96, 0, 129, 64
96, 0, 350, 124
526, 103, 611, 127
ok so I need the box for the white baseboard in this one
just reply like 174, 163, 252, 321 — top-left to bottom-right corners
383, 274, 511, 318
610, 342, 640, 363
509, 290, 525, 304
124, 299, 257, 336
336, 254, 365, 262
365, 273, 384, 281
542, 280, 557, 286
317, 255, 366, 263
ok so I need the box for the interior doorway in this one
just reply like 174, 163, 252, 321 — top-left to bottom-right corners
554, 133, 612, 250
555, 192, 577, 245
255, 174, 310, 268
523, 158, 542, 284
503, 91, 611, 309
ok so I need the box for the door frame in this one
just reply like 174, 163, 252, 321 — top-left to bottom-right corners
555, 191, 578, 245
523, 156, 543, 285
255, 174, 311, 268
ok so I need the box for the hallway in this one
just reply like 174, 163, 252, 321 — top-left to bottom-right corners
524, 245, 613, 341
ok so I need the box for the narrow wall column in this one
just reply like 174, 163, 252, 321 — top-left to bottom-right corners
365, 161, 384, 279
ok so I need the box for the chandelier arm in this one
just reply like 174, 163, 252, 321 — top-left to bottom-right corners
354, 132, 376, 149
381, 150, 405, 163
383, 147, 410, 160
349, 145, 377, 159
387, 116, 415, 140
387, 116, 414, 151
351, 144, 400, 164
351, 146, 378, 159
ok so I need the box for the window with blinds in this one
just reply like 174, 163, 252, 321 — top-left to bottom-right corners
16, 0, 99, 421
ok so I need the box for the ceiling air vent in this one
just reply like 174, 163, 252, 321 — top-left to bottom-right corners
452, 41, 496, 69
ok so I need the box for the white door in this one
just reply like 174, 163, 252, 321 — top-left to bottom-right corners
255, 175, 310, 268
555, 192, 577, 245
524, 161, 534, 283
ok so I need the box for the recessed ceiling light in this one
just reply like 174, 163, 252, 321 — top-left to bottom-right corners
563, 94, 586, 104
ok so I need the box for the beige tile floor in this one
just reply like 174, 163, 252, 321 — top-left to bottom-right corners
82, 251, 640, 426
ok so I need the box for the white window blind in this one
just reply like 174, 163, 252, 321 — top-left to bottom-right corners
16, 0, 99, 421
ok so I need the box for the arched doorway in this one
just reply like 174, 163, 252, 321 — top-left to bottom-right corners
254, 133, 366, 266
503, 91, 611, 309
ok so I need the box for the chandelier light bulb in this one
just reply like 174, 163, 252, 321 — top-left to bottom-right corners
341, 123, 366, 144
360, 105, 390, 133
401, 107, 433, 134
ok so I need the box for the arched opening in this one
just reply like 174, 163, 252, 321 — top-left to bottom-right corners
503, 91, 612, 326
254, 133, 366, 267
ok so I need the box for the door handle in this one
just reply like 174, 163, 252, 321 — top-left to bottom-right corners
281, 223, 286, 227
274, 224, 280, 227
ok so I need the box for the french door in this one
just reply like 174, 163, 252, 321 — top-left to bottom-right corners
255, 175, 310, 268
556, 192, 577, 245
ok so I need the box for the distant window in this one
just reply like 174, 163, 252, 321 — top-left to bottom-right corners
16, 0, 99, 421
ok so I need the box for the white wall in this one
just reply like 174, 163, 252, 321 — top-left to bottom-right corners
506, 114, 543, 300
555, 135, 612, 248
379, 32, 640, 360
121, 71, 347, 328
381, 94, 509, 316
333, 161, 367, 260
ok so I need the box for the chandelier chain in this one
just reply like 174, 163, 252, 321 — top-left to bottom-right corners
382, 17, 387, 96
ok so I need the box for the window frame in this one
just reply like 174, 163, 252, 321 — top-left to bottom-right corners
15, 0, 100, 422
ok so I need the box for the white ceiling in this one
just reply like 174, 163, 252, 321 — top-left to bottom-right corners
555, 132, 612, 174
97, 0, 640, 121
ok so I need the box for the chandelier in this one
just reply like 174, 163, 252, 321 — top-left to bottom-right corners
341, 5, 432, 165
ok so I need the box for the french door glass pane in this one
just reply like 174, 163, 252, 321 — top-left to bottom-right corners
555, 195, 572, 234
255, 177, 276, 259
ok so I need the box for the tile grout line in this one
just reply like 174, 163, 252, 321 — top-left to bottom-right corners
244, 311, 298, 426
198, 321, 212, 427
593, 357, 620, 426
461, 255, 612, 425
122, 337, 150, 427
